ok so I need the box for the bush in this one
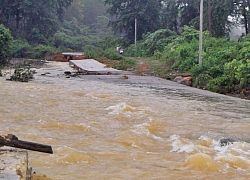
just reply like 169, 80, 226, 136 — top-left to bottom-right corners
224, 59, 250, 90
8, 62, 34, 82
83, 45, 103, 58
103, 48, 123, 60
32, 44, 59, 59
171, 40, 199, 71
192, 73, 213, 89
125, 44, 144, 57
99, 36, 122, 49
180, 26, 201, 42
112, 58, 136, 70
0, 24, 13, 65
53, 31, 90, 51
207, 75, 232, 93
84, 45, 124, 60
126, 29, 177, 57
10, 40, 32, 58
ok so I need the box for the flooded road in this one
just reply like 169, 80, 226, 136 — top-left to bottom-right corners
1, 62, 250, 180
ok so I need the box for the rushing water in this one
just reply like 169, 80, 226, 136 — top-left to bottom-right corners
1, 63, 250, 180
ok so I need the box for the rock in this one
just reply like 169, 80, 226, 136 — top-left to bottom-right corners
173, 76, 183, 82
120, 75, 128, 80
41, 72, 51, 76
64, 71, 71, 75
219, 137, 235, 146
0, 150, 28, 180
173, 76, 192, 86
242, 89, 250, 97
107, 72, 114, 75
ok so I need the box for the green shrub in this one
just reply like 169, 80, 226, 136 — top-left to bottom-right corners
84, 45, 126, 61
207, 75, 232, 93
112, 58, 136, 70
32, 44, 59, 59
10, 40, 32, 58
224, 59, 250, 90
99, 36, 122, 49
153, 50, 163, 60
0, 24, 13, 65
103, 48, 123, 60
125, 44, 145, 57
141, 29, 177, 56
53, 31, 90, 51
170, 39, 199, 71
192, 73, 213, 89
181, 26, 200, 42
83, 45, 103, 58
8, 63, 34, 82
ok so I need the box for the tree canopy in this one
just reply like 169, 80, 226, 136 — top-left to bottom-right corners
104, 0, 249, 42
0, 0, 250, 59
0, 0, 249, 48
104, 0, 163, 43
0, 0, 73, 44
0, 24, 13, 65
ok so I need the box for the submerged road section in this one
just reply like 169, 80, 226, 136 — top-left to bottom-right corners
70, 59, 122, 74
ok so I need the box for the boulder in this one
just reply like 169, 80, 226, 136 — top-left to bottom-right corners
219, 138, 235, 146
173, 76, 192, 86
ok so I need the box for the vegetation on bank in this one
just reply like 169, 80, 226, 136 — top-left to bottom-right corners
79, 26, 250, 99
123, 27, 250, 98
0, 24, 12, 66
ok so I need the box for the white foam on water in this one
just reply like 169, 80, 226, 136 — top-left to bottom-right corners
169, 135, 195, 153
212, 141, 250, 170
105, 102, 153, 119
169, 134, 250, 172
105, 102, 134, 117
131, 118, 163, 140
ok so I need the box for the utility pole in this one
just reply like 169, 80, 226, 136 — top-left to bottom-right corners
135, 18, 137, 46
199, 0, 203, 65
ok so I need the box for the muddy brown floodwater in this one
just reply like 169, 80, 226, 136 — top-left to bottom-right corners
1, 61, 250, 180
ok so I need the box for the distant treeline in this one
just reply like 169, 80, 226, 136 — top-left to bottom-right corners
0, 0, 112, 57
104, 0, 250, 42
1, 1, 250, 52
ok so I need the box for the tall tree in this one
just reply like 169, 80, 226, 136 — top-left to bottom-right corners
104, 0, 163, 42
208, 0, 234, 37
81, 0, 108, 26
231, 0, 250, 35
161, 0, 180, 32
162, 0, 234, 37
0, 24, 13, 65
0, 0, 73, 44
207, 0, 212, 36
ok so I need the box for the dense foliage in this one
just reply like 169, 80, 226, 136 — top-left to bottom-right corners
104, 0, 163, 43
8, 62, 34, 82
0, 24, 13, 65
0, 0, 112, 59
125, 26, 250, 97
0, 0, 73, 44
0, 0, 249, 57
104, 0, 249, 42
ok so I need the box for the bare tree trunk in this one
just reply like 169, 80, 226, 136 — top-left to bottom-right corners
199, 0, 203, 65
247, 0, 250, 34
243, 0, 249, 34
207, 0, 212, 36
